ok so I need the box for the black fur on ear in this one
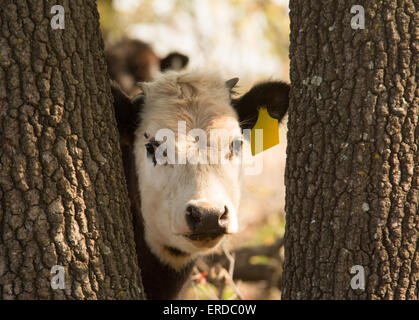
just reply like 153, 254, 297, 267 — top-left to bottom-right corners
111, 81, 144, 146
232, 81, 290, 130
160, 52, 189, 72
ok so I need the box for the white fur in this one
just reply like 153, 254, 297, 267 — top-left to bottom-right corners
133, 71, 243, 270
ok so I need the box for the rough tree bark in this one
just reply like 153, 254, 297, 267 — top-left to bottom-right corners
0, 0, 144, 299
283, 0, 418, 299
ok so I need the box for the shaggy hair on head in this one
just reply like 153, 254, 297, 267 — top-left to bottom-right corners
138, 71, 239, 134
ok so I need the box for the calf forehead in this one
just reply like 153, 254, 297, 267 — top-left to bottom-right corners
140, 72, 239, 132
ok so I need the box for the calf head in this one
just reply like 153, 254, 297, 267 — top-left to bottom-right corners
112, 71, 289, 270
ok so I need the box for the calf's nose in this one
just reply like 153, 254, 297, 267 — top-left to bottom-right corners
185, 204, 229, 235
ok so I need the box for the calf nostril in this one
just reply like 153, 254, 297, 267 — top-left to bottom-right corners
218, 206, 229, 227
186, 205, 201, 230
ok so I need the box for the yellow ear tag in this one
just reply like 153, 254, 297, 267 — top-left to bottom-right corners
251, 106, 279, 156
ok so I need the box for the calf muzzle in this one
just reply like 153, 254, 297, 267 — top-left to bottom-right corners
185, 204, 229, 240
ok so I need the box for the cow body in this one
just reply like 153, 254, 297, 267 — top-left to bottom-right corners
111, 71, 289, 299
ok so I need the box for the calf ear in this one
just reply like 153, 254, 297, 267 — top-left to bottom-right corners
160, 52, 189, 72
111, 81, 144, 145
233, 81, 290, 130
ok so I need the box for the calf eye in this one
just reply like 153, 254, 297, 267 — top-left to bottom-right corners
229, 139, 243, 159
145, 143, 155, 156
145, 138, 159, 166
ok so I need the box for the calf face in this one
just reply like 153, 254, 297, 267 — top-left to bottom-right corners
112, 71, 289, 270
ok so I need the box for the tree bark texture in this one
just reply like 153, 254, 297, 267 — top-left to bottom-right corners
283, 0, 418, 299
0, 0, 144, 299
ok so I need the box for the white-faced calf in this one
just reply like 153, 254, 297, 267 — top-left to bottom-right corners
111, 71, 289, 299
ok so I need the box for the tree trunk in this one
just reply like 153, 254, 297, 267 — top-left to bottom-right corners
0, 0, 144, 299
283, 0, 418, 299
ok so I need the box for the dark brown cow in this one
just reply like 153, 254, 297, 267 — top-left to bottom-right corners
106, 38, 189, 95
